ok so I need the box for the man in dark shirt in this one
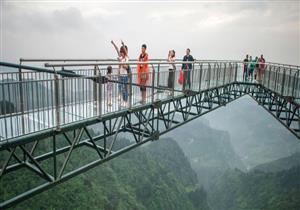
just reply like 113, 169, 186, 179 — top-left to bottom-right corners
182, 48, 194, 90
243, 54, 249, 81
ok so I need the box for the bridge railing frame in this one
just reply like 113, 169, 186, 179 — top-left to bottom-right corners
0, 60, 299, 142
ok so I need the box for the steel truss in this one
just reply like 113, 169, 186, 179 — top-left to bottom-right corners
0, 82, 299, 209
249, 85, 300, 136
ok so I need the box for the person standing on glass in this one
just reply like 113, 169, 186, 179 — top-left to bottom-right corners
167, 50, 176, 96
137, 44, 149, 104
182, 48, 194, 90
243, 54, 249, 81
258, 54, 266, 83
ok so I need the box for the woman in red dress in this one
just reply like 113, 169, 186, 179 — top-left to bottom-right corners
136, 44, 149, 104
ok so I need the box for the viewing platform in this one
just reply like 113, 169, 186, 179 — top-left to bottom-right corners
1, 59, 299, 143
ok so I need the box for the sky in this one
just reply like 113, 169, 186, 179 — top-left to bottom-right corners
0, 0, 299, 65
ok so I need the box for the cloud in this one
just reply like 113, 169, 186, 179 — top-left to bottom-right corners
147, 9, 196, 21
0, 1, 299, 65
81, 7, 123, 19
53, 7, 85, 30
3, 4, 87, 33
197, 12, 243, 28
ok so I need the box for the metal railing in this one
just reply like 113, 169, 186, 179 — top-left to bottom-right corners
0, 60, 299, 141
262, 65, 300, 99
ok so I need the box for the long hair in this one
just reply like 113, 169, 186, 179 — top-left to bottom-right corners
172, 50, 176, 58
120, 46, 126, 56
107, 65, 112, 74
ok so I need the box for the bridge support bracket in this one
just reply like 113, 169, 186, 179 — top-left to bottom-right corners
151, 131, 160, 141
54, 127, 61, 132
152, 100, 162, 109
183, 89, 197, 97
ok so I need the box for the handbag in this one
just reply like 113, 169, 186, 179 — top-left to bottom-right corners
178, 69, 184, 85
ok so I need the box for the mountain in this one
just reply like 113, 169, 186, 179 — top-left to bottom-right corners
201, 95, 300, 168
208, 166, 300, 210
252, 152, 300, 173
207, 147, 300, 210
165, 118, 246, 189
162, 98, 300, 210
1, 136, 211, 210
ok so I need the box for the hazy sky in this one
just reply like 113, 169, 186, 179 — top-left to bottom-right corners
1, 0, 299, 65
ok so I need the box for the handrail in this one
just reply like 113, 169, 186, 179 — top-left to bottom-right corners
1, 61, 299, 80
20, 58, 118, 62
0, 61, 82, 78
42, 60, 299, 70
19, 58, 300, 69
44, 60, 199, 68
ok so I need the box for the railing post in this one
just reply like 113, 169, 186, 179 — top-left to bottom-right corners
296, 71, 300, 99
275, 67, 280, 92
223, 63, 226, 85
230, 63, 234, 83
94, 65, 98, 114
281, 68, 286, 96
216, 63, 219, 87
267, 65, 272, 89
219, 62, 223, 85
18, 60, 25, 135
198, 63, 202, 92
287, 68, 292, 96
212, 63, 216, 88
263, 64, 267, 86
129, 72, 132, 109
224, 62, 227, 84
208, 63, 211, 89
98, 70, 102, 117
54, 73, 60, 130
61, 67, 65, 108
192, 62, 195, 90
157, 63, 160, 88
227, 63, 230, 84
172, 67, 175, 98
152, 67, 155, 103
292, 71, 299, 99
234, 62, 238, 82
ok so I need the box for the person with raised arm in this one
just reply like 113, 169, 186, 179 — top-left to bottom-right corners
111, 40, 130, 107
118, 46, 129, 107
111, 40, 121, 57
111, 40, 130, 103
111, 40, 122, 101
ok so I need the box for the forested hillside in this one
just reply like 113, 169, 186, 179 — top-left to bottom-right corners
1, 138, 210, 210
167, 118, 245, 189
208, 165, 300, 210
252, 152, 300, 173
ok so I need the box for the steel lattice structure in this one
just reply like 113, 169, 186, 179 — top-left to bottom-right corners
0, 59, 299, 209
